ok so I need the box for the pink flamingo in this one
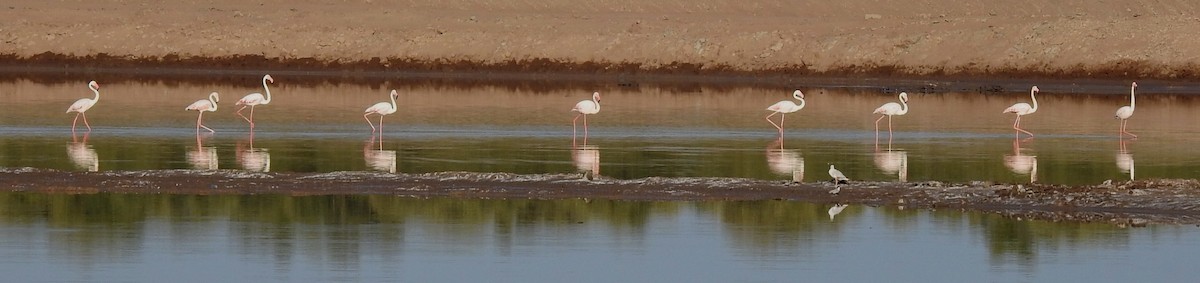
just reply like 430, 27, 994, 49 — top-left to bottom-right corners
364, 90, 399, 133
765, 90, 806, 135
1115, 82, 1137, 138
185, 92, 220, 133
1003, 86, 1040, 138
873, 92, 909, 141
66, 81, 101, 132
235, 74, 275, 128
572, 91, 601, 144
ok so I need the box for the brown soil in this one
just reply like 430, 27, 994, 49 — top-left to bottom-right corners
4, 168, 1198, 226
3, 1, 1200, 80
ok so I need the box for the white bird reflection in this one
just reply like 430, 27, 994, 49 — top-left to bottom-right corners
572, 144, 600, 178
364, 135, 397, 173
766, 137, 804, 182
187, 133, 218, 170
1117, 138, 1134, 180
828, 204, 848, 221
66, 132, 98, 172
237, 133, 270, 172
1003, 138, 1037, 183
873, 149, 908, 182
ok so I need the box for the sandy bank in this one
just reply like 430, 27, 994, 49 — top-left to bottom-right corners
3, 1, 1200, 79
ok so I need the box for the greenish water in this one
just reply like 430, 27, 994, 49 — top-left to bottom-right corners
0, 192, 1196, 282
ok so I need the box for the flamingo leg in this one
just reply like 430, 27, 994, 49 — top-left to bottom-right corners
198, 111, 214, 133
71, 113, 80, 132
874, 115, 886, 141
249, 106, 255, 128
766, 112, 783, 133
364, 113, 376, 132
1013, 115, 1034, 138
1121, 120, 1137, 138
582, 114, 589, 144
888, 115, 894, 141
237, 106, 252, 125
780, 113, 786, 135
81, 112, 91, 131
572, 113, 583, 144
379, 115, 384, 135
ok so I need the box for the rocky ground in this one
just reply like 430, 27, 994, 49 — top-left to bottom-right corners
3, 167, 1198, 226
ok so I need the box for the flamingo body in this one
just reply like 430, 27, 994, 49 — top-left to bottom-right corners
186, 92, 220, 133
66, 81, 101, 132
766, 90, 805, 135
873, 92, 909, 142
236, 74, 275, 128
1115, 82, 1137, 138
364, 90, 400, 132
572, 92, 601, 144
1003, 86, 1040, 138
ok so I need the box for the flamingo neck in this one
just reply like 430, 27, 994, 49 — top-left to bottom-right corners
390, 92, 398, 111
796, 97, 805, 110
593, 95, 600, 111
898, 96, 909, 115
209, 93, 219, 111
261, 77, 272, 104
1130, 85, 1136, 110
1029, 89, 1038, 112
90, 84, 100, 101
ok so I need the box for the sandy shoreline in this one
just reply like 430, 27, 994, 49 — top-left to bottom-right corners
4, 168, 1198, 226
4, 1, 1200, 80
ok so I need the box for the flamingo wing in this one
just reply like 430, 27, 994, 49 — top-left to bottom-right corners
237, 93, 265, 106
874, 102, 901, 115
67, 98, 95, 113
1003, 103, 1032, 115
1115, 106, 1134, 119
364, 102, 394, 115
186, 100, 214, 111
767, 100, 799, 113
573, 100, 599, 114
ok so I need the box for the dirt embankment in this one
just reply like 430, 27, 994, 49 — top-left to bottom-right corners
3, 168, 1199, 226
3, 1, 1200, 80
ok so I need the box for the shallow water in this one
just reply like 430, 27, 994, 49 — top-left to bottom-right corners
0, 192, 1196, 282
4, 77, 1200, 184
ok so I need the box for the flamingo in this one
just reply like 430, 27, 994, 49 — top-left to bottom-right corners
873, 92, 909, 141
364, 90, 400, 133
1003, 86, 1040, 138
235, 74, 275, 128
1115, 82, 1138, 138
765, 90, 806, 135
828, 164, 849, 184
66, 81, 101, 132
572, 91, 601, 144
185, 92, 220, 133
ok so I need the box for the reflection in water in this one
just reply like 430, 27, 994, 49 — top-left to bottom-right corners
873, 150, 908, 182
1004, 139, 1037, 183
66, 132, 98, 171
237, 132, 270, 172
364, 135, 397, 173
828, 204, 848, 221
572, 144, 600, 177
765, 138, 803, 182
187, 133, 218, 170
1117, 139, 1134, 180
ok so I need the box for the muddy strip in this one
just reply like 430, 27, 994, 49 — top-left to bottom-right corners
3, 168, 1198, 226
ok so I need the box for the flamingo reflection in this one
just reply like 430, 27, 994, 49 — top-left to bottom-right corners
187, 133, 218, 170
1003, 138, 1037, 183
67, 132, 98, 171
364, 134, 397, 173
237, 131, 270, 172
572, 144, 600, 178
1117, 138, 1134, 180
873, 149, 908, 182
766, 137, 803, 182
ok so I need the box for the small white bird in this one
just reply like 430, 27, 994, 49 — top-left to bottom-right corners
828, 204, 848, 221
828, 164, 849, 184
828, 185, 841, 195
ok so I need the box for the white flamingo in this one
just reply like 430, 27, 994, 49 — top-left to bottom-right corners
1003, 86, 1040, 138
235, 74, 275, 128
66, 81, 101, 132
572, 91, 601, 144
1115, 82, 1138, 138
873, 92, 909, 141
364, 90, 400, 133
185, 92, 220, 133
765, 90, 806, 135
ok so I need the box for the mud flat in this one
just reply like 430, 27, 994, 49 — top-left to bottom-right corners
3, 167, 1198, 226
3, 1, 1200, 80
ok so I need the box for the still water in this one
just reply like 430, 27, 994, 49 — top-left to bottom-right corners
0, 193, 1198, 282
3, 78, 1200, 184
